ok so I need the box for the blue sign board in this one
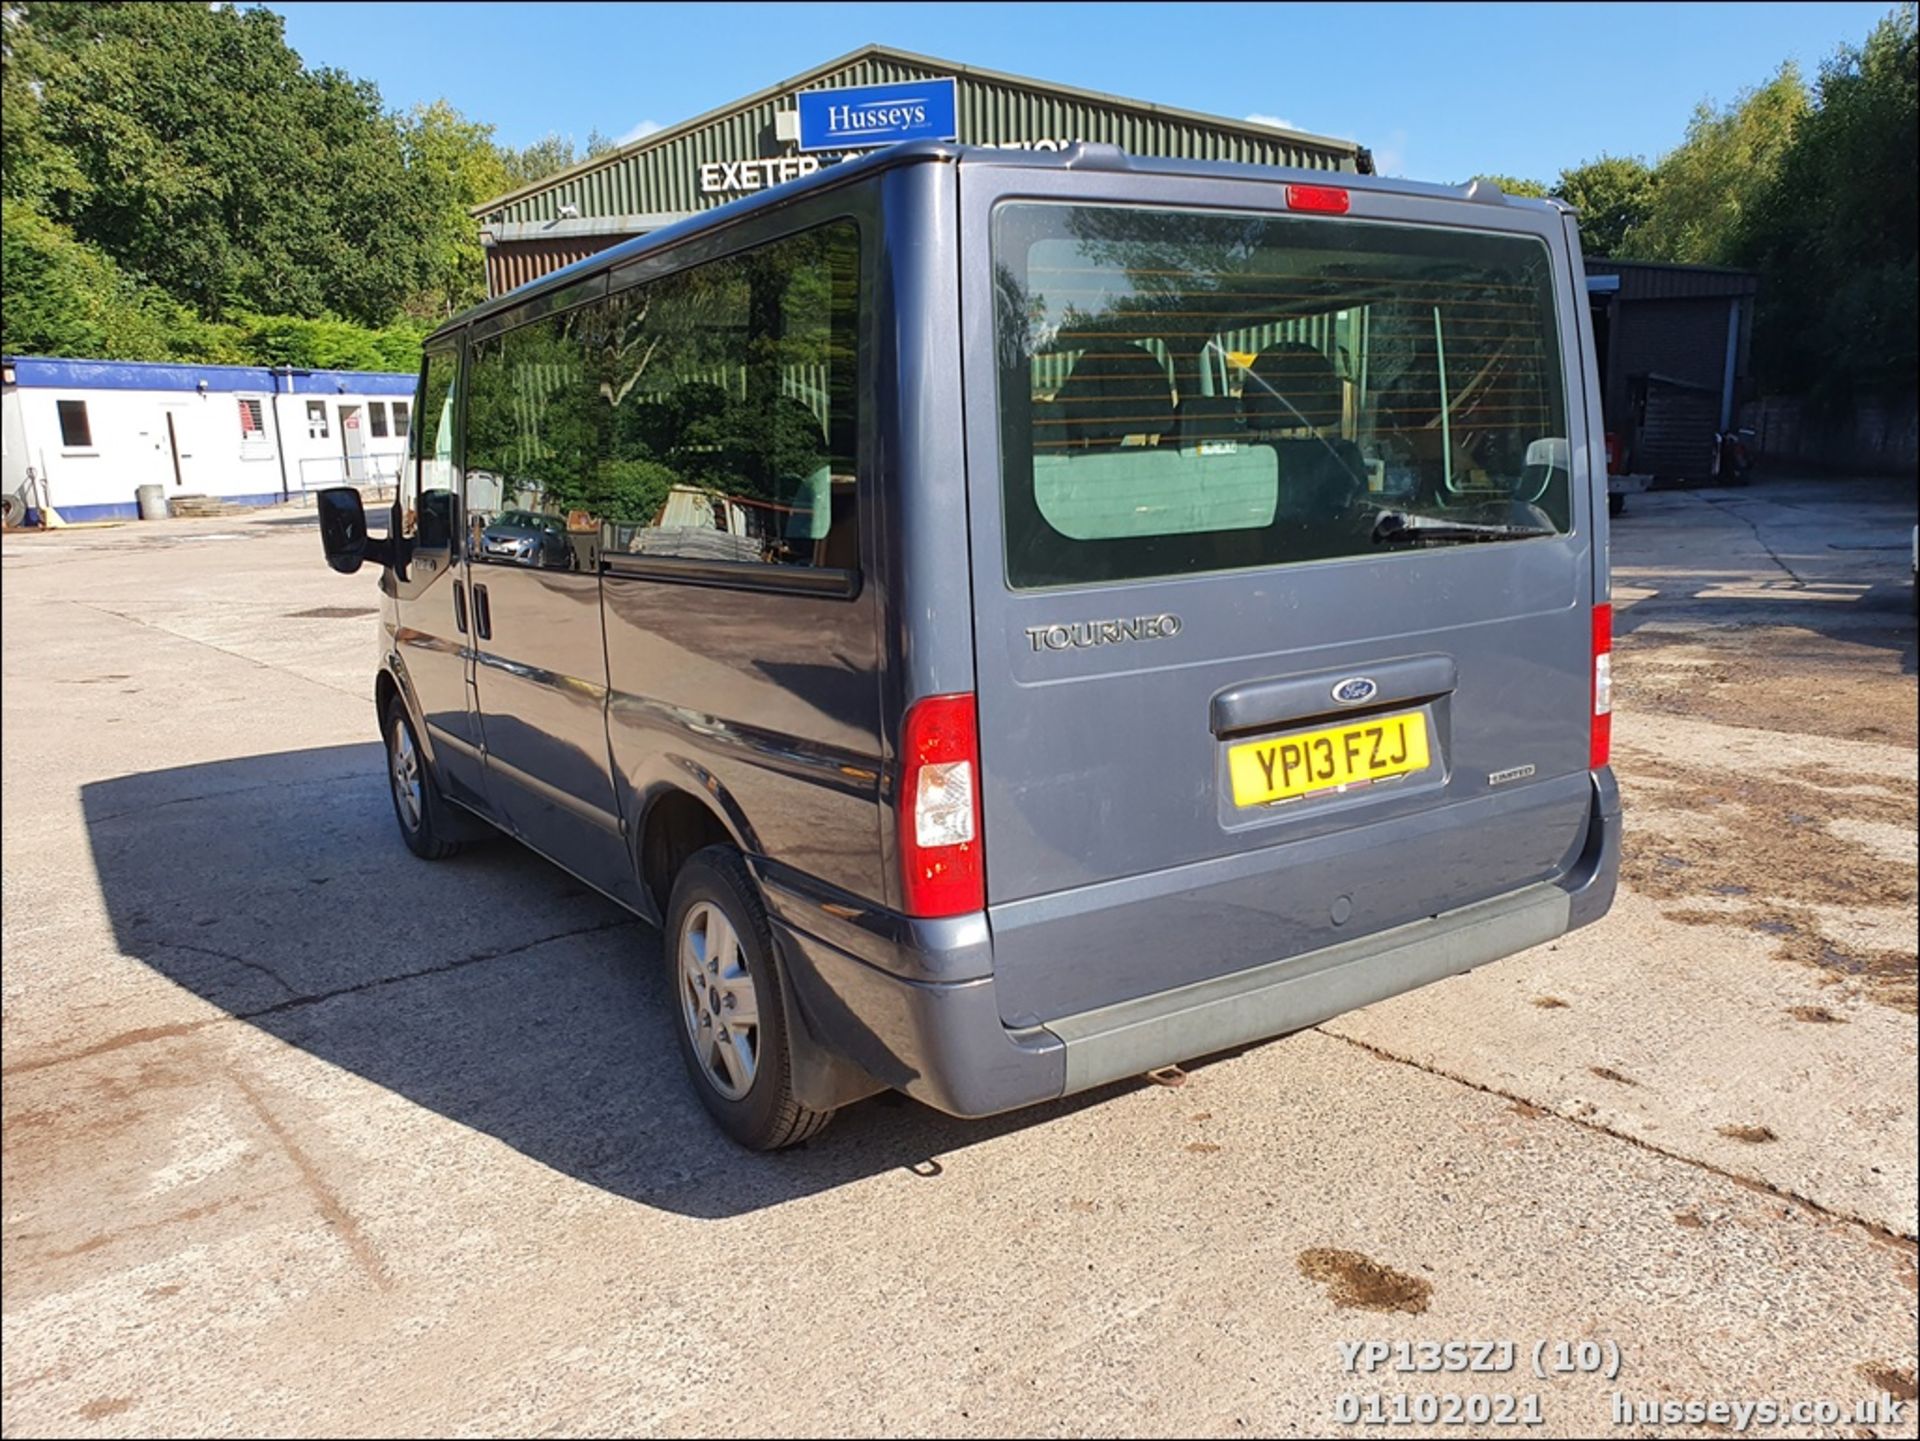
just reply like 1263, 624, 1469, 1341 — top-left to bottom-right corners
796, 78, 958, 153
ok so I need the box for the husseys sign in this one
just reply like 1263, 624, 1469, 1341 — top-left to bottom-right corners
796, 78, 959, 151
697, 79, 1081, 197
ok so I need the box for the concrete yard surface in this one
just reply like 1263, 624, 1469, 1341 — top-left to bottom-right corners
3, 476, 1916, 1437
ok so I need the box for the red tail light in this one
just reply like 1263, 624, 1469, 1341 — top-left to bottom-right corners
1590, 604, 1613, 770
898, 693, 984, 918
1286, 184, 1350, 215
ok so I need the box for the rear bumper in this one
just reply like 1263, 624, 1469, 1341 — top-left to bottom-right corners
759, 768, 1620, 1119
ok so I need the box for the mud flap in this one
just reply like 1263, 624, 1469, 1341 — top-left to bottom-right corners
769, 928, 887, 1112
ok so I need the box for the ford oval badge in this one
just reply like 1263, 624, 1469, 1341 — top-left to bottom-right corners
1332, 676, 1378, 705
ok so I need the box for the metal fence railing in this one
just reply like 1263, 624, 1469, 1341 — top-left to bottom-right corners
297, 451, 405, 503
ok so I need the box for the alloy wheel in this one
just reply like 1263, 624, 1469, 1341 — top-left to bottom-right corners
677, 900, 761, 1100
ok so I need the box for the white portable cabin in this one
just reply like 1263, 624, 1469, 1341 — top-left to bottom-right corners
1, 356, 416, 522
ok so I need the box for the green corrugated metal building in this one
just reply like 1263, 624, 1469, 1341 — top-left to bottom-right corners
474, 44, 1369, 297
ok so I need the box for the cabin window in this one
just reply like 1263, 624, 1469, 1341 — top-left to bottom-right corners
57, 399, 92, 449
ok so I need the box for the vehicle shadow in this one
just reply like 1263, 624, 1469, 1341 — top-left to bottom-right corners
78, 744, 1133, 1218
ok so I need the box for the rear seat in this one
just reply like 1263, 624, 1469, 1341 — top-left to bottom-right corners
1171, 396, 1247, 445
1052, 345, 1175, 448
1240, 343, 1367, 527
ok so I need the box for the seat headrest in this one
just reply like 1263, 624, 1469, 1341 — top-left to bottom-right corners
1174, 396, 1246, 443
1242, 343, 1342, 433
1054, 345, 1175, 447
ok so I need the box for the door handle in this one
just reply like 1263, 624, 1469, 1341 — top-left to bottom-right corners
452, 580, 468, 635
472, 583, 492, 640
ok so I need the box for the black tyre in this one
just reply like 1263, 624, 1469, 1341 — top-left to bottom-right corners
664, 846, 834, 1150
382, 694, 464, 860
1608, 492, 1625, 518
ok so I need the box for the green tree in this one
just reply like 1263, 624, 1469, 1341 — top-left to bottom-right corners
1739, 4, 1917, 395
1466, 174, 1551, 198
498, 134, 583, 190
1, 205, 189, 359
1554, 155, 1654, 258
0, 7, 83, 206
230, 314, 429, 373
1626, 64, 1810, 264
10, 1, 430, 324
403, 101, 512, 318
2, 204, 426, 370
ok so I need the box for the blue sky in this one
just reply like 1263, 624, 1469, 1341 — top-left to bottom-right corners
272, 2, 1895, 182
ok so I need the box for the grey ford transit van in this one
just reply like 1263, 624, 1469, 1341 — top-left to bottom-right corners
318, 143, 1619, 1149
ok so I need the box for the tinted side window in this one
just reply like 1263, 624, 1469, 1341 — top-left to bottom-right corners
463, 303, 604, 573
601, 222, 860, 570
402, 349, 459, 551
455, 223, 860, 576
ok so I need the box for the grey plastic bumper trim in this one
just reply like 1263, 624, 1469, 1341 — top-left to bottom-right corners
1048, 882, 1572, 1096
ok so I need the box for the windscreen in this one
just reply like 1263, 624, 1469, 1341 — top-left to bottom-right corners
994, 203, 1572, 589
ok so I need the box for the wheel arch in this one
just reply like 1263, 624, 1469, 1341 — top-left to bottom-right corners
632, 771, 761, 921
375, 658, 434, 766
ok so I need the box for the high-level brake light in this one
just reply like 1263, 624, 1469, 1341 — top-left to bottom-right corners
1286, 184, 1351, 215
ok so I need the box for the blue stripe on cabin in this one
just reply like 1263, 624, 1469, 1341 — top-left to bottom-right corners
3, 355, 414, 396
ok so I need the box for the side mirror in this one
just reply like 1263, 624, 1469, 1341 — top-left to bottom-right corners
317, 487, 403, 576
317, 486, 369, 574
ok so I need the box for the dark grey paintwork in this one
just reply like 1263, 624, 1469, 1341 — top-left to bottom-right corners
386, 342, 490, 812
367, 143, 1619, 1121
956, 161, 1601, 1027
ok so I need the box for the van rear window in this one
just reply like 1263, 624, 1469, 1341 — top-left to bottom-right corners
994, 203, 1572, 589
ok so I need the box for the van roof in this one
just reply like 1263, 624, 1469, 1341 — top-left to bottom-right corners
438, 143, 1569, 342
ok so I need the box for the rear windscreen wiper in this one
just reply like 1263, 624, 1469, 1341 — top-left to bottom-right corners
1370, 511, 1557, 547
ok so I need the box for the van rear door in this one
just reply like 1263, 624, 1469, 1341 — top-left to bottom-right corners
958, 165, 1604, 1028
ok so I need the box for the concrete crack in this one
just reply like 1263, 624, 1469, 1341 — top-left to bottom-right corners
155, 940, 299, 997
1316, 1026, 1918, 1247
71, 601, 364, 699
2, 916, 645, 1076
83, 775, 367, 828
231, 915, 646, 1028
1699, 494, 1808, 585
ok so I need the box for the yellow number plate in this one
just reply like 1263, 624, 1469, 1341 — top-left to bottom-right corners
1228, 710, 1431, 807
